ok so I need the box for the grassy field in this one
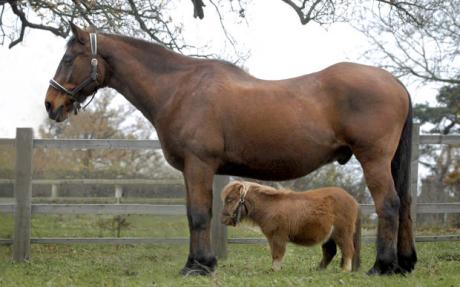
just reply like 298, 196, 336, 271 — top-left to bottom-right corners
0, 214, 459, 286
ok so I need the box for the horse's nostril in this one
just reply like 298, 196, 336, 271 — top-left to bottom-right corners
45, 101, 52, 112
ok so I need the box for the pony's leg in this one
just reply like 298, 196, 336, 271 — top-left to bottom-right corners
358, 155, 401, 275
337, 236, 354, 272
318, 239, 337, 270
180, 156, 217, 276
268, 235, 287, 271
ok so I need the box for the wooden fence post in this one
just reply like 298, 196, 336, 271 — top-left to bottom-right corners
211, 175, 229, 259
410, 123, 420, 232
13, 128, 34, 262
114, 185, 123, 204
51, 184, 59, 199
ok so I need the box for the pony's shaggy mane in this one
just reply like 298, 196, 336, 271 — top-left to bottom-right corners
221, 181, 292, 200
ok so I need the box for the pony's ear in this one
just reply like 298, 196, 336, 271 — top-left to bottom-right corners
238, 182, 249, 196
69, 22, 88, 44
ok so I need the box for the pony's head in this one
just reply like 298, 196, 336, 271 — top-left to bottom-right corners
44, 23, 108, 122
220, 181, 250, 226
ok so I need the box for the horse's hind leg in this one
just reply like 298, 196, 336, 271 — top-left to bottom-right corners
357, 154, 400, 275
318, 239, 337, 270
397, 189, 417, 273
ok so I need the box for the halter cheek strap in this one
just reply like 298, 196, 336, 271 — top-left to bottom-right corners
49, 32, 99, 115
233, 183, 249, 224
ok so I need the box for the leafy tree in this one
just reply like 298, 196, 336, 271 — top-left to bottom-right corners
34, 89, 180, 180
415, 85, 460, 135
0, 146, 15, 179
414, 84, 460, 225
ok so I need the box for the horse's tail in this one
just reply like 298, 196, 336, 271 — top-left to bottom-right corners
352, 210, 361, 271
391, 86, 413, 207
392, 81, 417, 270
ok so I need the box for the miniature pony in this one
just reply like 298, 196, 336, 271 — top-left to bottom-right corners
221, 181, 361, 272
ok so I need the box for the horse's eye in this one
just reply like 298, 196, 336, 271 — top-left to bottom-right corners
62, 55, 74, 65
225, 198, 233, 204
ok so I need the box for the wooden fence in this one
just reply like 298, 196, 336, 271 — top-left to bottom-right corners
0, 126, 459, 262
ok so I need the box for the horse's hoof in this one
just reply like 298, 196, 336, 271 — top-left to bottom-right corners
398, 250, 417, 274
180, 258, 216, 277
367, 262, 404, 276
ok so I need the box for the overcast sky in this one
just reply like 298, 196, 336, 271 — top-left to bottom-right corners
0, 1, 438, 138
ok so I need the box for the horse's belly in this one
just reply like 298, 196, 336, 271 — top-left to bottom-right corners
218, 151, 332, 180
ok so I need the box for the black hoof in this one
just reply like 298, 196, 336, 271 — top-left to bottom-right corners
180, 256, 217, 276
398, 250, 417, 274
367, 261, 404, 276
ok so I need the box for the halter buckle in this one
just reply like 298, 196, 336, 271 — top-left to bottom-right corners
73, 101, 81, 115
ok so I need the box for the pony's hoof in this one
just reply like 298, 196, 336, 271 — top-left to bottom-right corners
398, 250, 417, 274
180, 258, 216, 276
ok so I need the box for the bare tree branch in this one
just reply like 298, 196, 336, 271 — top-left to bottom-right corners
356, 0, 460, 84
191, 0, 205, 19
7, 0, 66, 48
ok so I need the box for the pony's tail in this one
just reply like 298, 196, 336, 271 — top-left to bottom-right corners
352, 211, 361, 271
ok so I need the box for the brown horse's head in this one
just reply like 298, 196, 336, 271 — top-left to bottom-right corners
45, 23, 108, 122
220, 181, 250, 226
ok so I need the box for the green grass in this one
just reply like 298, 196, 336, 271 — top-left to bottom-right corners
0, 213, 459, 286
0, 241, 459, 286
0, 212, 268, 239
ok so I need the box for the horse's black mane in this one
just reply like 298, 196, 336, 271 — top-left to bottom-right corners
66, 32, 243, 73
66, 35, 77, 48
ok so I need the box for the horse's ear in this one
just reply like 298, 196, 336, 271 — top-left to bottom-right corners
69, 22, 88, 44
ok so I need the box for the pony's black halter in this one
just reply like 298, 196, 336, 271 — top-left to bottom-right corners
232, 187, 248, 225
49, 32, 99, 115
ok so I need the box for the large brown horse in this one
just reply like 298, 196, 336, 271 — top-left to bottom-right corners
44, 24, 416, 275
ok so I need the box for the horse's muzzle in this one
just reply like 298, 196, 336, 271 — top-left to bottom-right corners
48, 104, 66, 122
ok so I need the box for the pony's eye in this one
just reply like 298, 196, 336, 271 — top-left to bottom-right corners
225, 198, 233, 204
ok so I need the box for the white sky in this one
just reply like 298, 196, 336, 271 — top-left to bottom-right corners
0, 0, 439, 138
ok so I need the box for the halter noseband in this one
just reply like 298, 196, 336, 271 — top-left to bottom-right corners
49, 32, 99, 115
232, 183, 249, 225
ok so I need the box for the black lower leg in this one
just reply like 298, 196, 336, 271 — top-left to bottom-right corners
369, 196, 401, 275
397, 195, 417, 273
319, 239, 337, 269
180, 209, 217, 276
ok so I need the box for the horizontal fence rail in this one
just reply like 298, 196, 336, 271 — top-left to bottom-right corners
0, 178, 184, 185
33, 139, 162, 149
2, 203, 460, 216
0, 139, 15, 147
1, 235, 460, 246
419, 135, 460, 145
0, 127, 459, 262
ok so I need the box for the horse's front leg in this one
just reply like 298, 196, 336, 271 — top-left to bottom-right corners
180, 155, 218, 276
